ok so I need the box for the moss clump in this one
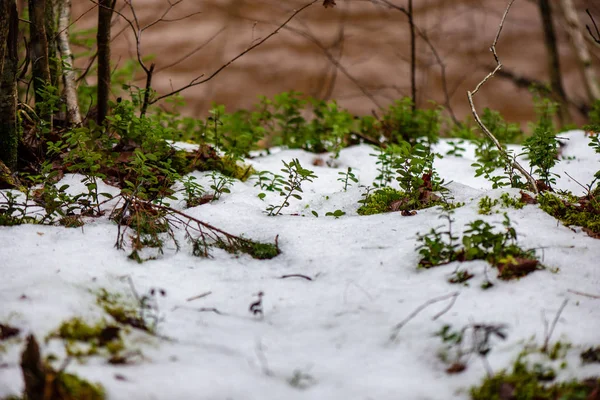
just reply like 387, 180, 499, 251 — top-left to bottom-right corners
96, 289, 148, 332
357, 187, 404, 215
213, 237, 280, 260
538, 192, 600, 236
49, 317, 123, 358
471, 358, 600, 400
50, 371, 105, 400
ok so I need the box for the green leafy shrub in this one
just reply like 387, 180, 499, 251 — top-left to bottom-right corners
417, 214, 542, 280
523, 95, 559, 188
266, 159, 317, 216
471, 357, 600, 400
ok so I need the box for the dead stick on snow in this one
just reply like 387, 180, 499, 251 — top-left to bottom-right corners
186, 291, 213, 302
567, 289, 600, 299
466, 0, 538, 194
390, 292, 459, 342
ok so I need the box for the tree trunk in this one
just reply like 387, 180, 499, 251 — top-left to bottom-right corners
45, 0, 59, 88
29, 0, 52, 125
57, 0, 81, 125
0, 0, 10, 77
408, 0, 416, 111
538, 0, 572, 127
97, 0, 115, 126
0, 0, 19, 171
20, 335, 45, 400
559, 0, 600, 102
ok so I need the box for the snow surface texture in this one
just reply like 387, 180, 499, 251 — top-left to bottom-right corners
1, 130, 600, 399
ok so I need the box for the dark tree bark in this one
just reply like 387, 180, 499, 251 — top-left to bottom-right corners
408, 0, 416, 111
0, 0, 10, 77
0, 0, 19, 171
97, 0, 115, 126
21, 335, 45, 400
29, 0, 52, 125
45, 0, 59, 88
538, 0, 571, 127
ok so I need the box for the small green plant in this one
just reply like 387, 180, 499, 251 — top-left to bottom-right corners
416, 213, 460, 268
325, 209, 345, 218
436, 323, 507, 374
254, 170, 286, 200
180, 175, 206, 208
337, 167, 359, 191
381, 97, 441, 146
266, 159, 317, 216
209, 171, 234, 201
478, 196, 497, 215
417, 213, 542, 280
523, 95, 559, 188
446, 139, 467, 157
478, 193, 526, 215
583, 99, 600, 134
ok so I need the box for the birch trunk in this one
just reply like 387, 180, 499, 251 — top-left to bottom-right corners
57, 0, 82, 125
559, 0, 600, 102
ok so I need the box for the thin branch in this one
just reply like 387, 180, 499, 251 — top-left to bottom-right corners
586, 9, 600, 44
150, 0, 320, 104
279, 274, 313, 281
186, 291, 212, 302
154, 27, 226, 74
277, 23, 383, 109
466, 0, 539, 194
567, 289, 600, 299
541, 299, 568, 352
390, 292, 459, 341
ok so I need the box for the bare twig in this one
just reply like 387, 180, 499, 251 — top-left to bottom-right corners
432, 292, 459, 320
186, 291, 213, 302
279, 274, 313, 281
466, 0, 539, 194
390, 292, 459, 341
586, 9, 600, 44
150, 0, 320, 105
567, 289, 600, 299
541, 299, 568, 352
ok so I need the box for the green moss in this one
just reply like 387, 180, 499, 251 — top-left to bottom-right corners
538, 192, 600, 235
213, 237, 280, 260
357, 187, 404, 215
96, 289, 148, 331
52, 371, 105, 400
49, 317, 123, 358
471, 358, 600, 400
478, 193, 525, 215
500, 192, 526, 210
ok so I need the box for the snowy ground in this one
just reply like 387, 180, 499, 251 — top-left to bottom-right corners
1, 130, 600, 399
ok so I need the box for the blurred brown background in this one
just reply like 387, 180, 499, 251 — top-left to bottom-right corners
71, 0, 600, 128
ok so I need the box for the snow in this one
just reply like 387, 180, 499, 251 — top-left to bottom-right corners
1, 130, 600, 399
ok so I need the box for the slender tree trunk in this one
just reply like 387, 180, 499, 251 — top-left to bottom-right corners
45, 0, 59, 88
559, 0, 600, 102
97, 0, 115, 126
0, 0, 10, 77
538, 0, 571, 127
0, 0, 19, 171
29, 0, 52, 126
408, 0, 416, 111
57, 0, 81, 125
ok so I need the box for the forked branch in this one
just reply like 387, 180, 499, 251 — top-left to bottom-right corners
466, 0, 539, 194
150, 0, 320, 105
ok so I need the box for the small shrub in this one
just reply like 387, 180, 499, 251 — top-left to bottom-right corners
266, 159, 317, 216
